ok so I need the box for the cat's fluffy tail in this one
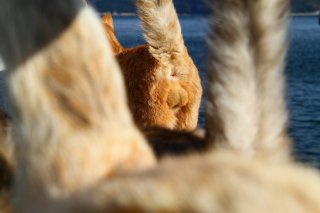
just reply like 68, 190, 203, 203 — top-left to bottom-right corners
206, 0, 291, 161
136, 0, 185, 58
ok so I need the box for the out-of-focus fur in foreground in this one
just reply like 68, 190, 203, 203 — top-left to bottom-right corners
0, 0, 320, 212
206, 0, 292, 160
102, 0, 202, 131
0, 0, 155, 211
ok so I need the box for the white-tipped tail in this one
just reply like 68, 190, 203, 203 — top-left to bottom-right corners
136, 0, 185, 58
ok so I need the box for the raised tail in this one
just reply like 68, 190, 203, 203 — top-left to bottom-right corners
136, 0, 185, 58
206, 0, 291, 161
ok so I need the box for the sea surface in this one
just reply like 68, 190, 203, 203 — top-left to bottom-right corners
0, 16, 319, 167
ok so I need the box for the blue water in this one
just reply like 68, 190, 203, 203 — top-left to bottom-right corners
113, 16, 320, 167
287, 16, 320, 167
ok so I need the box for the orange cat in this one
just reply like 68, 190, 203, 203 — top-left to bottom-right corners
101, 0, 202, 131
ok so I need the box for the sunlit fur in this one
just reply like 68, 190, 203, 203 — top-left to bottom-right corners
206, 0, 292, 160
102, 0, 202, 131
70, 152, 320, 213
101, 14, 124, 54
1, 0, 320, 212
1, 6, 155, 212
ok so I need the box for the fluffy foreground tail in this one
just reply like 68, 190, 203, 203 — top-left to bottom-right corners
206, 0, 291, 161
136, 0, 185, 58
70, 152, 320, 213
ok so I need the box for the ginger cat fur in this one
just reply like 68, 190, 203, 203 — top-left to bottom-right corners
101, 14, 124, 54
1, 0, 320, 212
101, 0, 202, 131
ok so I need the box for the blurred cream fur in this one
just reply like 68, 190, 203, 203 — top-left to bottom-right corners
3, 6, 155, 213
206, 0, 292, 160
1, 0, 320, 212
